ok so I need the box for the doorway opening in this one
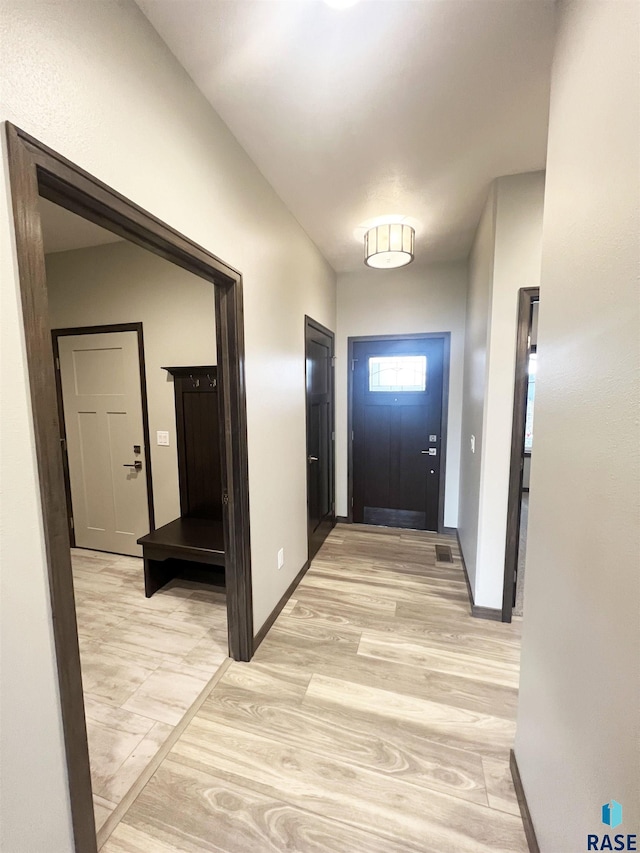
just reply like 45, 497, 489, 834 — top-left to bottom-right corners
6, 122, 252, 853
45, 200, 231, 844
347, 333, 450, 532
502, 287, 540, 622
305, 316, 335, 560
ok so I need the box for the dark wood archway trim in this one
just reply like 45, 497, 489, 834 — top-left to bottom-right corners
346, 332, 451, 534
5, 122, 253, 853
501, 287, 539, 622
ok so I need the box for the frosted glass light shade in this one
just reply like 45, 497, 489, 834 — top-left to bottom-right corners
364, 223, 415, 268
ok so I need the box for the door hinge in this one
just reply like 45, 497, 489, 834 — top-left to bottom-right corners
331, 356, 337, 367
351, 359, 357, 371
222, 492, 229, 506
69, 516, 74, 530
60, 437, 66, 452
331, 431, 335, 441
55, 357, 60, 370
351, 430, 354, 441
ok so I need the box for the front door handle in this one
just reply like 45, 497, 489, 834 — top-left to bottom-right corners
308, 455, 319, 463
123, 461, 143, 471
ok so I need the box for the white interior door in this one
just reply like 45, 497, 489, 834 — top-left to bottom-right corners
58, 330, 149, 557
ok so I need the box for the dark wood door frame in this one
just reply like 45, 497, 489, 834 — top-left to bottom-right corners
304, 316, 336, 558
5, 122, 253, 853
52, 322, 155, 547
347, 332, 451, 533
502, 287, 539, 623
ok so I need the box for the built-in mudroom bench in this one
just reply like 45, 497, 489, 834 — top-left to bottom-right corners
138, 366, 226, 596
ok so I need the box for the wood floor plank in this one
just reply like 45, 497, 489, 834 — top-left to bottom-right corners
303, 673, 516, 759
300, 573, 469, 613
99, 609, 211, 663
290, 581, 399, 614
98, 721, 173, 805
257, 619, 368, 654
93, 795, 117, 833
287, 598, 521, 661
357, 632, 520, 688
121, 661, 214, 726
78, 641, 160, 707
83, 696, 156, 795
168, 716, 527, 853
71, 549, 229, 844
198, 664, 490, 805
255, 621, 519, 721
107, 525, 526, 851
396, 599, 522, 637
310, 563, 470, 598
292, 587, 400, 619
482, 757, 522, 816
102, 817, 213, 853
105, 761, 419, 853
219, 660, 313, 700
313, 549, 461, 576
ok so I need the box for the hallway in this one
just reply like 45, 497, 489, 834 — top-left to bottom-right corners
101, 524, 525, 852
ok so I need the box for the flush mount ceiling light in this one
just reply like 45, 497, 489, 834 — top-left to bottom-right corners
364, 223, 415, 269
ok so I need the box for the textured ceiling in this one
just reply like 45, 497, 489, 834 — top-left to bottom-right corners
136, 0, 555, 272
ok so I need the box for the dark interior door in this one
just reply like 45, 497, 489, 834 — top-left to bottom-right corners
305, 317, 335, 560
352, 337, 444, 530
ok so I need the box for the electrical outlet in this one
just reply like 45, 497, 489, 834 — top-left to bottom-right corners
470, 435, 475, 453
277, 548, 284, 570
157, 431, 170, 446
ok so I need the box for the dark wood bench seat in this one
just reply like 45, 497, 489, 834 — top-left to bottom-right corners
138, 516, 225, 597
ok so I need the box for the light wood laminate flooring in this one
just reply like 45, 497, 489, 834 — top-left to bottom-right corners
102, 524, 526, 852
71, 549, 228, 833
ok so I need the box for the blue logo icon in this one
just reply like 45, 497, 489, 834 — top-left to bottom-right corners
588, 801, 635, 850
602, 801, 623, 829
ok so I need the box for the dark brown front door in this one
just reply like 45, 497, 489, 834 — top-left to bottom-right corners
352, 337, 444, 530
305, 317, 335, 559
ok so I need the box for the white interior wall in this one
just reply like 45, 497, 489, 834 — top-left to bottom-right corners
335, 262, 468, 527
515, 1, 640, 849
0, 1, 335, 849
46, 239, 218, 529
475, 171, 545, 607
458, 173, 545, 608
457, 186, 496, 591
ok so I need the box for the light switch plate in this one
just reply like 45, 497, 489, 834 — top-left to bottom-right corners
470, 435, 475, 453
157, 430, 170, 446
277, 548, 284, 570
